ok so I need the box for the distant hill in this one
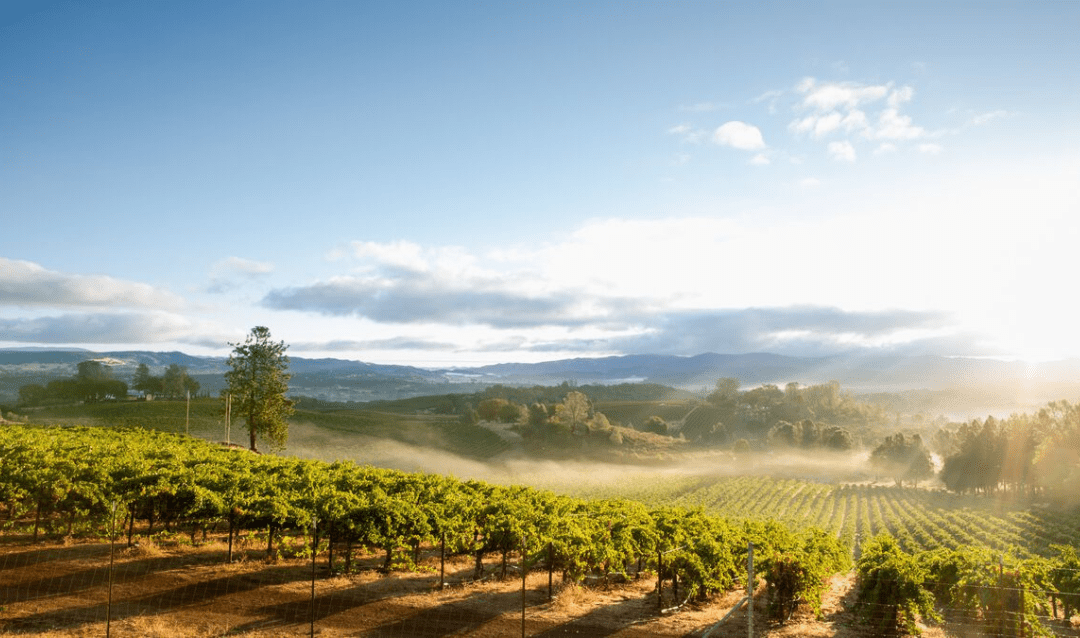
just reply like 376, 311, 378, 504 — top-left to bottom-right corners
3, 348, 1080, 411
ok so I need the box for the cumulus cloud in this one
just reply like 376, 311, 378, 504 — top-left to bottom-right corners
828, 140, 857, 162
0, 258, 183, 309
797, 77, 891, 111
264, 276, 585, 327
887, 85, 914, 108
789, 77, 936, 157
264, 237, 655, 329
0, 311, 221, 346
870, 108, 926, 140
713, 121, 766, 150
790, 110, 869, 139
263, 155, 1080, 362
257, 227, 990, 359
918, 143, 944, 154
750, 153, 771, 165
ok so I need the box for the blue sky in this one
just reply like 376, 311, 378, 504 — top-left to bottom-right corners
2, 0, 1078, 366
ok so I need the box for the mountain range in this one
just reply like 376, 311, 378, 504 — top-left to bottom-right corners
3, 348, 1080, 411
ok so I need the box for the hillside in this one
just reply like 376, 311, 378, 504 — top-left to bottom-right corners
2, 423, 1079, 637
6, 348, 1080, 411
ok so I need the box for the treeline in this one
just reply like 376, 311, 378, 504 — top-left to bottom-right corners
703, 378, 884, 435
17, 361, 129, 406
130, 363, 200, 399
0, 423, 846, 619
862, 399, 1080, 505
457, 379, 870, 451
17, 361, 200, 407
350, 381, 697, 416
935, 401, 1080, 505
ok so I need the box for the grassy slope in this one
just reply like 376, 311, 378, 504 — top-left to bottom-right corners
23, 398, 512, 461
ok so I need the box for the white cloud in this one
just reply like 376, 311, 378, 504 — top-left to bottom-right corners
0, 311, 224, 346
799, 177, 822, 187
790, 110, 868, 139
789, 77, 935, 157
249, 153, 1080, 360
0, 258, 183, 310
871, 108, 926, 140
215, 256, 273, 275
679, 102, 723, 112
887, 86, 914, 107
712, 121, 765, 150
750, 153, 771, 166
797, 77, 891, 111
668, 123, 706, 144
828, 140, 857, 162
874, 143, 898, 155
918, 143, 944, 154
968, 110, 1009, 126
351, 240, 432, 272
752, 89, 785, 114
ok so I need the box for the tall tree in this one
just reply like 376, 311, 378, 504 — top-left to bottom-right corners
162, 364, 186, 398
132, 363, 157, 396
224, 326, 294, 452
870, 433, 934, 487
556, 391, 590, 434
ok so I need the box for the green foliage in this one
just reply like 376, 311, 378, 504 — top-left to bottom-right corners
920, 546, 1056, 637
1050, 544, 1080, 618
939, 401, 1080, 504
225, 326, 294, 452
6, 420, 1080, 633
555, 391, 590, 434
870, 432, 934, 487
856, 534, 939, 635
821, 424, 854, 450
17, 360, 129, 406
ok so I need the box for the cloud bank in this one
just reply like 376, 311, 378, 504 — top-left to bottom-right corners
0, 311, 222, 346
0, 258, 182, 309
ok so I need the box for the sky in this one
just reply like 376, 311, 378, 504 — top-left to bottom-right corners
1, 0, 1078, 367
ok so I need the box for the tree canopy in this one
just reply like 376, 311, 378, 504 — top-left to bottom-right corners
224, 326, 294, 452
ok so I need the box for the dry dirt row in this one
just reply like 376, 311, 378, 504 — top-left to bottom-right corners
0, 535, 880, 638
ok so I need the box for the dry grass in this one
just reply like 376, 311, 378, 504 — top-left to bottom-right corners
549, 581, 592, 612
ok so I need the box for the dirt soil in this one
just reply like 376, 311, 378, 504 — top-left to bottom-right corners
0, 534, 1068, 638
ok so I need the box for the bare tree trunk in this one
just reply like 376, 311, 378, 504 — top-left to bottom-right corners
548, 544, 554, 600
327, 523, 334, 572
474, 547, 485, 580
227, 512, 235, 562
440, 534, 446, 590
33, 502, 41, 542
266, 523, 275, 559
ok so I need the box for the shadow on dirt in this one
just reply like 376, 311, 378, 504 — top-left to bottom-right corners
0, 562, 304, 634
